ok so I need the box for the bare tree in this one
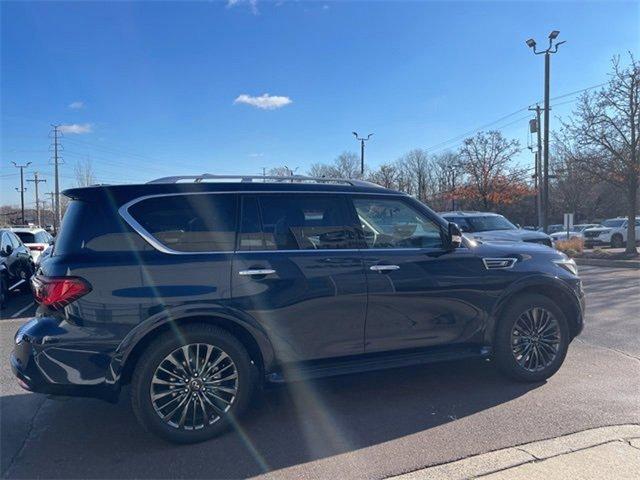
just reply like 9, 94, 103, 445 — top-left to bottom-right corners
367, 163, 398, 189
560, 55, 639, 253
458, 131, 522, 210
399, 149, 432, 202
268, 166, 295, 177
307, 151, 363, 179
74, 157, 96, 187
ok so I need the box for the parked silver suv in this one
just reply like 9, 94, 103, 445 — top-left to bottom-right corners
440, 211, 553, 248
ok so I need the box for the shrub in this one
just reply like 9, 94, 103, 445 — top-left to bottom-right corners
555, 237, 584, 256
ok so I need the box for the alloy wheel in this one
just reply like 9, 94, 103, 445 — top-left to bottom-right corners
510, 307, 561, 372
150, 343, 238, 430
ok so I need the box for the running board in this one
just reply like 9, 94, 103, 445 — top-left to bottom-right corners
8, 279, 26, 291
266, 345, 492, 383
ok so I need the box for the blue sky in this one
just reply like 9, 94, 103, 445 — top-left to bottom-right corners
2, 0, 638, 205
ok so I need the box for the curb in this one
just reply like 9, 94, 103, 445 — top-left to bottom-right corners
574, 257, 640, 269
388, 424, 640, 480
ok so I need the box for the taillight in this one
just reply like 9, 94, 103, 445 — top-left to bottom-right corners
31, 276, 92, 309
29, 245, 45, 251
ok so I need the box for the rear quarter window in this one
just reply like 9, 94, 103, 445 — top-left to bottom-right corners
55, 199, 149, 255
127, 194, 238, 252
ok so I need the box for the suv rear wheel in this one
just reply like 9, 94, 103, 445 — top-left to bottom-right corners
611, 234, 624, 248
494, 294, 569, 382
131, 324, 257, 443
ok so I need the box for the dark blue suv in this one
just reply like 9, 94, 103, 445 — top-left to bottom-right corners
11, 175, 585, 443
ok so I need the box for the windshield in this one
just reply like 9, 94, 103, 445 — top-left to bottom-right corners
453, 215, 517, 233
602, 219, 625, 228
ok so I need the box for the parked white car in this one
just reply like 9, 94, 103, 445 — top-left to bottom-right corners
10, 227, 54, 263
583, 217, 640, 248
439, 211, 553, 248
550, 223, 600, 243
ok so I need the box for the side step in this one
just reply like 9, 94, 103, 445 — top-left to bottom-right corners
267, 345, 492, 383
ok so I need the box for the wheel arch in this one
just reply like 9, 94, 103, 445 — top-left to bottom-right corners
113, 309, 275, 387
488, 277, 583, 343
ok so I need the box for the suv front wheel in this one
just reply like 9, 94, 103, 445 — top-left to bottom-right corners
131, 324, 257, 443
611, 234, 624, 248
494, 294, 569, 382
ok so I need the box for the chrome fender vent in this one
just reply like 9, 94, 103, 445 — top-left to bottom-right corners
482, 258, 517, 270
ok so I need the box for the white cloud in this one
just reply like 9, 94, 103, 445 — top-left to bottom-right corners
68, 101, 84, 109
59, 123, 92, 134
234, 93, 292, 110
227, 0, 258, 15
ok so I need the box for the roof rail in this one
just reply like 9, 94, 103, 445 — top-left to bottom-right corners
147, 174, 383, 188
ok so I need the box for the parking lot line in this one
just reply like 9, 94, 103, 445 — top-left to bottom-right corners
11, 301, 35, 319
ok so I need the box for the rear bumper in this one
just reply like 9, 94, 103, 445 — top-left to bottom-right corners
11, 318, 120, 402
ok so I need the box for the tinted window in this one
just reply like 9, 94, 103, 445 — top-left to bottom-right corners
447, 217, 472, 232
602, 219, 625, 228
9, 233, 22, 248
462, 215, 516, 232
1, 233, 10, 250
256, 195, 357, 250
14, 232, 35, 243
129, 194, 237, 252
238, 196, 265, 251
353, 197, 443, 249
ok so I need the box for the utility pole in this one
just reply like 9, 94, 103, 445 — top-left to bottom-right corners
27, 172, 46, 226
12, 161, 32, 224
528, 105, 544, 228
352, 132, 373, 176
50, 125, 63, 231
45, 192, 56, 230
525, 31, 565, 232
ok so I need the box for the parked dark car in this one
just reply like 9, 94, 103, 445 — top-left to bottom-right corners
1, 229, 35, 307
11, 175, 585, 443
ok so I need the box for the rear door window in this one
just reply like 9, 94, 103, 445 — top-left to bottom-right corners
251, 194, 358, 250
128, 194, 238, 253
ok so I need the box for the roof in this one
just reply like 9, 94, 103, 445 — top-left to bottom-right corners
9, 227, 47, 233
63, 175, 402, 205
438, 211, 502, 217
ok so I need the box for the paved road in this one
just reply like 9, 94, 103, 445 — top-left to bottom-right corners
1, 266, 639, 479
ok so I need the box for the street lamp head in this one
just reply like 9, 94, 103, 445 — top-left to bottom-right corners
549, 30, 560, 40
525, 38, 536, 49
352, 131, 358, 138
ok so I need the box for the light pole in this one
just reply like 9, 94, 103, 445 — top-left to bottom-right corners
352, 132, 373, 176
526, 30, 565, 233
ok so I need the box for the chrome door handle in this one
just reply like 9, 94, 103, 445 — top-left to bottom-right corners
238, 269, 277, 276
369, 265, 400, 272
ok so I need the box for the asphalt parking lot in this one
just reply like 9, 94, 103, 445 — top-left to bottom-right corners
1, 265, 639, 479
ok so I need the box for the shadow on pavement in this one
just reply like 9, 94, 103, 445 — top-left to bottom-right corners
2, 359, 542, 479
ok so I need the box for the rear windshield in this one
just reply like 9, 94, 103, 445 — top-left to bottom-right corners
14, 232, 35, 243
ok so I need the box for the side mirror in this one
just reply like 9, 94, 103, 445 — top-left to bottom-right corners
447, 222, 462, 249
2, 244, 13, 256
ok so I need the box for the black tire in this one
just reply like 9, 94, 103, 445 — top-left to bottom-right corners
131, 323, 257, 444
494, 294, 570, 382
610, 234, 624, 248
